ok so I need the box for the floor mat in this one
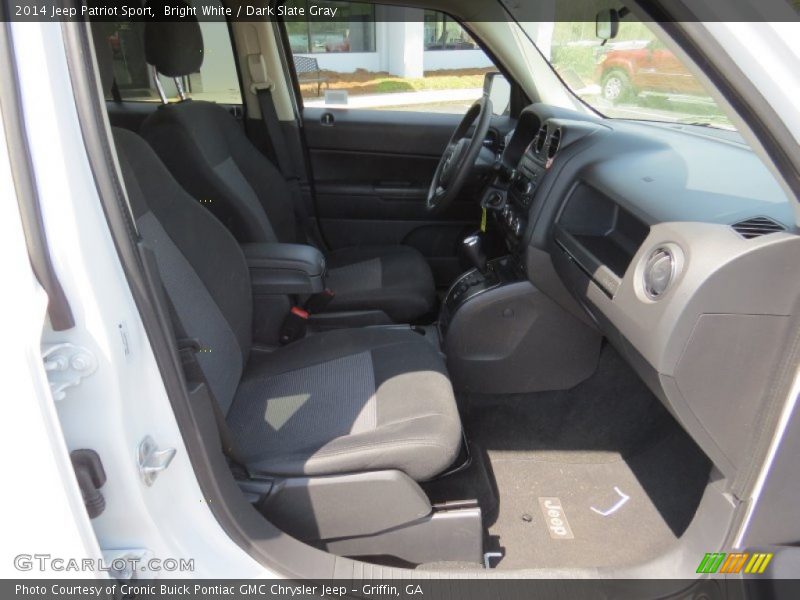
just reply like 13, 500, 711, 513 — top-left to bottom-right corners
482, 428, 709, 569
425, 345, 711, 570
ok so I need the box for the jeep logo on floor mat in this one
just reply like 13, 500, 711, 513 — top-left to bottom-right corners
538, 497, 574, 540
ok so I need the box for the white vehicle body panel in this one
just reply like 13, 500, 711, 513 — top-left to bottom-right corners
5, 22, 268, 578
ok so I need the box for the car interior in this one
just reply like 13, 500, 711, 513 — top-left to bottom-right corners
87, 1, 800, 576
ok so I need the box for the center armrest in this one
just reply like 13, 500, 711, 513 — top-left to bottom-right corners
241, 243, 326, 295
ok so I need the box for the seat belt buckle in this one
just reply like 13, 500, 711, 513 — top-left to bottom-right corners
303, 288, 335, 314
279, 307, 309, 345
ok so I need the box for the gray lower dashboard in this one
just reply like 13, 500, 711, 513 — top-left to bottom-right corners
511, 105, 800, 485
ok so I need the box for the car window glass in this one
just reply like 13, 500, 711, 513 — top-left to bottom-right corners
285, 1, 504, 115
97, 0, 242, 104
516, 15, 734, 129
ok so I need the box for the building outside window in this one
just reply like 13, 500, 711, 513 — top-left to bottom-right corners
288, 3, 497, 114
286, 1, 376, 53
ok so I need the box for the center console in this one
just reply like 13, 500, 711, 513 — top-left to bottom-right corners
438, 235, 601, 395
438, 255, 524, 337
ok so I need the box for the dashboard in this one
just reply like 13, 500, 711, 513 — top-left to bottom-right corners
483, 103, 800, 481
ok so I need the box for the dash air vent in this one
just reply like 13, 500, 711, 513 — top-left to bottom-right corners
731, 217, 785, 239
547, 128, 562, 159
534, 125, 548, 153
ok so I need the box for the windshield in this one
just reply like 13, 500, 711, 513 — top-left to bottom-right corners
513, 14, 735, 130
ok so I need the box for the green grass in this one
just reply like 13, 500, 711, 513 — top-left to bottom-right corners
374, 80, 414, 93
373, 74, 485, 94
551, 46, 598, 80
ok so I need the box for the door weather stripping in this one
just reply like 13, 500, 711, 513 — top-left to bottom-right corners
137, 436, 176, 486
42, 343, 97, 401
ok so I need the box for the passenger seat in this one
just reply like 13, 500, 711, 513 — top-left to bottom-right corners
93, 32, 462, 481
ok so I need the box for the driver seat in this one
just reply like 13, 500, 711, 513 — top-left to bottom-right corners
133, 18, 435, 323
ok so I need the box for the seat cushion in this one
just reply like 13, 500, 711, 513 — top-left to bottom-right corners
325, 245, 436, 323
226, 328, 461, 481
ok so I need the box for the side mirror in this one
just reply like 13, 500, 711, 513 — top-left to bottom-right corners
596, 8, 620, 40
483, 72, 511, 116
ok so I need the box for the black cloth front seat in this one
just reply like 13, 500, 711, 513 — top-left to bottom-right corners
112, 126, 462, 481
136, 19, 436, 323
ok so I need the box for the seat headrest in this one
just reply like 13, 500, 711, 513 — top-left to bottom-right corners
91, 23, 115, 96
144, 2, 204, 77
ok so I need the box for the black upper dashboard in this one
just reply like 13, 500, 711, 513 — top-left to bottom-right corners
502, 104, 794, 236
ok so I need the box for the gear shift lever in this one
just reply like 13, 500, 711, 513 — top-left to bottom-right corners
462, 234, 488, 274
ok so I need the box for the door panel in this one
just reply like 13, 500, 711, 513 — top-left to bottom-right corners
303, 107, 512, 286
304, 107, 460, 156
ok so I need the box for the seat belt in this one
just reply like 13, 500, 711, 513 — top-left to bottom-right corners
255, 84, 296, 181
247, 53, 317, 246
162, 287, 248, 470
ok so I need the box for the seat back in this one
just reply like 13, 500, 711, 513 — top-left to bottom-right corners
139, 12, 299, 245
113, 127, 253, 414
95, 20, 257, 413
140, 100, 298, 244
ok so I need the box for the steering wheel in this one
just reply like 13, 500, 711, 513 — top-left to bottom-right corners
426, 96, 493, 214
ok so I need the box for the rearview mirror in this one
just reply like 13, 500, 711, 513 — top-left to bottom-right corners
596, 8, 620, 40
483, 72, 511, 116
